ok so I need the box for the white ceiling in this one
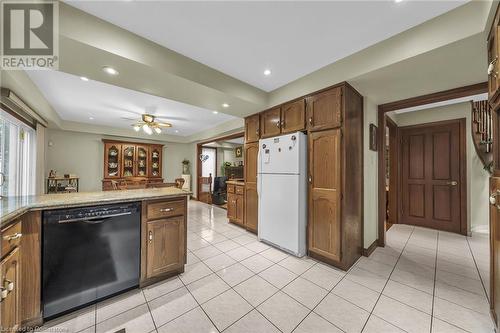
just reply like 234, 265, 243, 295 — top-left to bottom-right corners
67, 1, 467, 92
26, 70, 236, 137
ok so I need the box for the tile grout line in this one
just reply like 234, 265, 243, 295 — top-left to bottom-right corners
359, 226, 416, 333
465, 232, 491, 302
429, 231, 440, 333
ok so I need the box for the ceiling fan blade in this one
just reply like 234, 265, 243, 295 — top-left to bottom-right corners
120, 116, 137, 121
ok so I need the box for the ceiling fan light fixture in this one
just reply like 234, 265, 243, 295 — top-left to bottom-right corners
143, 124, 152, 135
154, 127, 162, 134
133, 125, 141, 132
142, 114, 154, 123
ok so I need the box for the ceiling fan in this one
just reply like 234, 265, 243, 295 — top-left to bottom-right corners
131, 114, 172, 135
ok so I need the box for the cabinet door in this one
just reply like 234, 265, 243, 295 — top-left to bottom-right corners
104, 143, 121, 178
122, 145, 136, 178
245, 183, 258, 233
260, 107, 281, 138
136, 145, 148, 177
306, 87, 342, 131
146, 217, 184, 278
244, 143, 259, 184
308, 129, 342, 262
0, 247, 21, 331
227, 193, 236, 220
281, 99, 305, 134
149, 145, 162, 178
236, 194, 244, 224
245, 114, 260, 143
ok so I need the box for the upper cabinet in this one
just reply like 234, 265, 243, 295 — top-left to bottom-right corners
245, 114, 260, 143
150, 145, 162, 178
281, 99, 306, 134
306, 87, 342, 131
488, 4, 500, 110
136, 145, 148, 177
122, 144, 136, 178
260, 107, 282, 138
104, 143, 122, 178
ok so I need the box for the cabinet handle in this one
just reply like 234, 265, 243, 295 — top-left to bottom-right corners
160, 208, 173, 212
256, 128, 260, 136
308, 117, 313, 126
308, 175, 312, 183
4, 279, 13, 292
149, 231, 153, 243
488, 57, 498, 77
3, 233, 22, 241
446, 181, 458, 186
276, 121, 280, 128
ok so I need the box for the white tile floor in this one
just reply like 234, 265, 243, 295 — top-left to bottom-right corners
38, 201, 494, 333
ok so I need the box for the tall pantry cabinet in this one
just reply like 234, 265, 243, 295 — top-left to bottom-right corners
243, 82, 363, 270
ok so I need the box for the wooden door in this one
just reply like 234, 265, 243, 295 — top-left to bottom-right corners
490, 102, 500, 327
244, 142, 259, 233
308, 129, 342, 262
245, 114, 260, 143
136, 145, 148, 177
281, 99, 305, 134
0, 248, 20, 330
122, 145, 136, 178
306, 87, 342, 131
104, 143, 121, 178
400, 120, 464, 234
245, 183, 258, 233
260, 107, 281, 138
146, 217, 184, 278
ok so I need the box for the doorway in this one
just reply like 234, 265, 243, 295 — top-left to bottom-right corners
398, 119, 466, 234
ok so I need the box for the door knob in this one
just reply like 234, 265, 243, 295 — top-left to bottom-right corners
447, 181, 458, 186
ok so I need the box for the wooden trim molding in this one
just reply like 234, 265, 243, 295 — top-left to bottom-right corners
378, 82, 488, 113
362, 239, 379, 257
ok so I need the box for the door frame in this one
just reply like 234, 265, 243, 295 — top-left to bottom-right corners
196, 131, 244, 200
386, 116, 399, 228
397, 118, 467, 235
377, 82, 487, 246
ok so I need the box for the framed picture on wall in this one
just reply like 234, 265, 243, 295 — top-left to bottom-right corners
369, 124, 378, 151
235, 146, 243, 158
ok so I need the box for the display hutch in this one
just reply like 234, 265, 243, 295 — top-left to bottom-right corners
102, 140, 164, 190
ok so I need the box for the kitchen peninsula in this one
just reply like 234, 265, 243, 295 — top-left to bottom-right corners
0, 187, 190, 331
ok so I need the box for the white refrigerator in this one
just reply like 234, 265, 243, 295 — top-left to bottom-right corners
257, 131, 307, 257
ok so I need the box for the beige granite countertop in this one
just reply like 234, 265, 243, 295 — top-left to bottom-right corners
1, 187, 191, 227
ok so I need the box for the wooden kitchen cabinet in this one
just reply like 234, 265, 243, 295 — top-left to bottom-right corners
141, 197, 187, 284
244, 143, 259, 233
146, 216, 185, 278
488, 4, 500, 111
227, 183, 245, 227
260, 107, 282, 138
306, 86, 342, 131
245, 114, 260, 143
308, 129, 342, 262
281, 99, 306, 133
0, 248, 20, 331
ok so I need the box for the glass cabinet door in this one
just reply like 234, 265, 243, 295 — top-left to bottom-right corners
150, 146, 161, 177
105, 144, 121, 178
122, 145, 135, 178
137, 146, 148, 177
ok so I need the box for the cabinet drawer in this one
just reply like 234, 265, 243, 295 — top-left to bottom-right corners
146, 199, 185, 220
227, 185, 235, 193
1, 222, 22, 257
235, 186, 244, 195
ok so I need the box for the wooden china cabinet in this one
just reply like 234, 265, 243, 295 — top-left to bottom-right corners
102, 140, 164, 190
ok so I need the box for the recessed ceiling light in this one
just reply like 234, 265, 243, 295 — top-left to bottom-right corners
89, 116, 94, 120
175, 130, 179, 133
394, 0, 404, 3
80, 76, 89, 81
102, 66, 119, 75
213, 111, 219, 114
264, 69, 271, 76
222, 103, 230, 108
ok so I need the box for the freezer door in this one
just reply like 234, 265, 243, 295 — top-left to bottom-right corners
258, 132, 305, 175
258, 173, 307, 256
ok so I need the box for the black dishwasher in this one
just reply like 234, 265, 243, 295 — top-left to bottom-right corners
42, 202, 141, 319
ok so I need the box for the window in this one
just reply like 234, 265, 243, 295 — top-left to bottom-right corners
0, 110, 36, 196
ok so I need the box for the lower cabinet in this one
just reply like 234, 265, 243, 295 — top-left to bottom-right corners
146, 216, 185, 278
142, 197, 187, 283
0, 247, 21, 331
227, 184, 245, 227
245, 183, 258, 233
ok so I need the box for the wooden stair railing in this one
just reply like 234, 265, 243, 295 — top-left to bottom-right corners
471, 100, 493, 173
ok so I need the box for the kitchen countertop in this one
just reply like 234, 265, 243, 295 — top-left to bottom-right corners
0, 187, 191, 227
